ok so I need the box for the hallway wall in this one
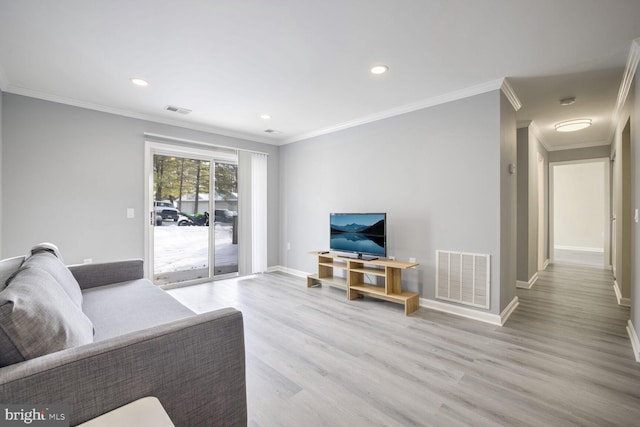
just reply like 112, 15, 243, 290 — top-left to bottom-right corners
630, 62, 640, 359
516, 124, 548, 285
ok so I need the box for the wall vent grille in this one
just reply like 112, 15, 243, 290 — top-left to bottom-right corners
436, 250, 490, 309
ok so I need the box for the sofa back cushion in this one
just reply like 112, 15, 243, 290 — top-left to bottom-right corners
22, 252, 83, 308
0, 256, 25, 292
0, 267, 94, 367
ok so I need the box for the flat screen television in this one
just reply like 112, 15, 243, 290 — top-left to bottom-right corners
330, 213, 386, 260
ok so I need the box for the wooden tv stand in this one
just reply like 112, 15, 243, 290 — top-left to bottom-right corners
307, 252, 420, 315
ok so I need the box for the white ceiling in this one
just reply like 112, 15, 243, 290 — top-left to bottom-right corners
1, 0, 639, 149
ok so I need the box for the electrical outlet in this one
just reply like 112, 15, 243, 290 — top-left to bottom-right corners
83, 258, 93, 264
388, 255, 395, 261
287, 242, 291, 250
409, 257, 416, 263
126, 208, 135, 218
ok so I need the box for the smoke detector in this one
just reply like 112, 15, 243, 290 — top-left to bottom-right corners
559, 97, 576, 106
165, 105, 192, 115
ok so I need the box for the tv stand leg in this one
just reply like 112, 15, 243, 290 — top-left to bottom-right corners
307, 277, 321, 288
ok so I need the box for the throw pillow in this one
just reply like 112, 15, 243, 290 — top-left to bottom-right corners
0, 267, 94, 367
22, 251, 83, 308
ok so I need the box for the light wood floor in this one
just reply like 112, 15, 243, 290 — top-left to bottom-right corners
553, 248, 606, 268
168, 262, 640, 426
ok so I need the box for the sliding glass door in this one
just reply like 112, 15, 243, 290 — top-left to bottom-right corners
146, 141, 238, 286
213, 163, 239, 275
152, 154, 211, 285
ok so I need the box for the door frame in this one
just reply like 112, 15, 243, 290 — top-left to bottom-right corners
549, 157, 610, 267
144, 140, 236, 285
537, 152, 546, 270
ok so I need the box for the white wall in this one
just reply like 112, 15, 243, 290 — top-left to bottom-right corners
611, 112, 632, 301
0, 90, 2, 258
280, 91, 505, 314
632, 61, 640, 345
516, 125, 549, 283
1, 94, 280, 266
499, 91, 517, 310
553, 161, 606, 251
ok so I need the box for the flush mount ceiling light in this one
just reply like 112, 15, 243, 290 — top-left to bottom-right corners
130, 77, 149, 87
554, 119, 592, 132
260, 114, 272, 120
370, 64, 389, 75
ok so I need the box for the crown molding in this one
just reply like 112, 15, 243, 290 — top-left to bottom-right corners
607, 37, 640, 143
516, 120, 551, 152
500, 78, 522, 111
4, 84, 278, 145
516, 119, 532, 129
529, 120, 551, 152
282, 78, 505, 144
545, 139, 610, 152
614, 37, 640, 118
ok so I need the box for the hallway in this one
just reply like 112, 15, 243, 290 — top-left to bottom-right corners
503, 261, 639, 424
553, 248, 606, 268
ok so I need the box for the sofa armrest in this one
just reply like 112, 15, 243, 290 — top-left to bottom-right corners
68, 259, 144, 289
0, 307, 247, 427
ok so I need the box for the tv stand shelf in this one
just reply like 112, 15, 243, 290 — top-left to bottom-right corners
307, 252, 419, 315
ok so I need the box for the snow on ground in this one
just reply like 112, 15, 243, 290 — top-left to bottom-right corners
154, 223, 237, 274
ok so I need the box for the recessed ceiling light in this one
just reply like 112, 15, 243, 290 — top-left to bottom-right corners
260, 114, 272, 120
370, 65, 389, 75
130, 77, 149, 87
555, 119, 592, 132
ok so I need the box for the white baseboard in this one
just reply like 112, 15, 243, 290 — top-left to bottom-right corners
420, 297, 519, 326
500, 296, 519, 325
627, 320, 640, 362
269, 267, 521, 326
516, 273, 538, 289
613, 280, 631, 307
268, 265, 309, 278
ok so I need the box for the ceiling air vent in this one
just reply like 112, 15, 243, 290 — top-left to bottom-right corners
165, 105, 192, 115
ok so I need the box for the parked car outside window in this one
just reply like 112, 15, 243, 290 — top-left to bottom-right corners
154, 201, 179, 222
214, 209, 235, 223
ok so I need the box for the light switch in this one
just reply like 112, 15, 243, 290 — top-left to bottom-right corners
635, 209, 639, 224
127, 208, 135, 219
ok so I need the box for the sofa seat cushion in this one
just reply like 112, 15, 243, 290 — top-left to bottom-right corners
22, 251, 83, 308
0, 267, 94, 367
82, 279, 195, 341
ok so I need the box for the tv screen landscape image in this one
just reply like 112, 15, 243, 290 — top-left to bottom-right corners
330, 213, 386, 258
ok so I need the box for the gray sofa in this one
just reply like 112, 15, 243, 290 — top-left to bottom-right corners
0, 245, 247, 426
